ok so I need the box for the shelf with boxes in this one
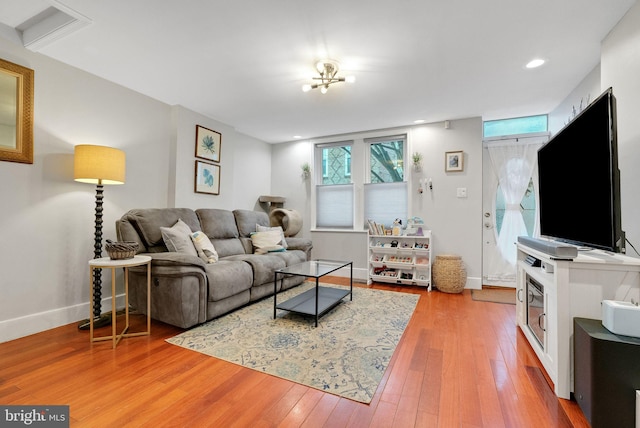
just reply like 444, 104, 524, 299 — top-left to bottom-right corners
368, 231, 432, 289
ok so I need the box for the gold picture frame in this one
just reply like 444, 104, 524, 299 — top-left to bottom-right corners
195, 125, 221, 163
445, 150, 464, 172
0, 58, 34, 164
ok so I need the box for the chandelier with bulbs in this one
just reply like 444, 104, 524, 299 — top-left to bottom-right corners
302, 60, 355, 94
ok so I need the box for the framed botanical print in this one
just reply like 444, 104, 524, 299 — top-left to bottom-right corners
195, 160, 220, 195
445, 150, 464, 172
195, 125, 221, 163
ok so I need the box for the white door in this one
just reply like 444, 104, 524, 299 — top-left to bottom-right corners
482, 136, 547, 287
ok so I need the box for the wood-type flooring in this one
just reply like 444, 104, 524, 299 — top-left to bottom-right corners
0, 277, 590, 427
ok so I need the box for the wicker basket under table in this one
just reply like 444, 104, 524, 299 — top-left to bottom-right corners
432, 254, 467, 293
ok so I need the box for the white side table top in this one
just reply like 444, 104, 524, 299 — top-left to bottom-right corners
89, 255, 152, 268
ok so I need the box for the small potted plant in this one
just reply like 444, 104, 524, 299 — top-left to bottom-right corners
301, 162, 311, 179
412, 152, 423, 172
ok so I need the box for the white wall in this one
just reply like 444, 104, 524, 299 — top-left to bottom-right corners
170, 106, 272, 210
0, 38, 171, 342
271, 118, 484, 288
0, 38, 273, 343
601, 2, 640, 258
548, 65, 601, 135
409, 118, 483, 289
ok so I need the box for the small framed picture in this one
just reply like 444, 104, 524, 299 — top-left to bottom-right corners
445, 150, 464, 172
195, 160, 220, 195
195, 125, 221, 163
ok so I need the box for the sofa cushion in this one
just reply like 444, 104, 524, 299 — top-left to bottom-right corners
251, 230, 285, 254
233, 209, 269, 237
191, 231, 219, 263
196, 209, 239, 239
205, 260, 253, 301
270, 249, 307, 266
256, 224, 288, 249
225, 254, 286, 287
196, 209, 246, 257
160, 219, 198, 257
127, 208, 200, 252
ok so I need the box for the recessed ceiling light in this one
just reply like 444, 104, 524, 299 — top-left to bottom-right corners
293, 135, 302, 139
414, 119, 425, 124
526, 59, 545, 69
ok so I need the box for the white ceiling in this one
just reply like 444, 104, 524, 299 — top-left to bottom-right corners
0, 0, 636, 143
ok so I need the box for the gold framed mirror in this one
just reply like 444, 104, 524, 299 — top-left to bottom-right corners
0, 58, 34, 164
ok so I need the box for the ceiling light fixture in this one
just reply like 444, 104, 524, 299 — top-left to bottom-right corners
302, 60, 355, 94
526, 58, 545, 69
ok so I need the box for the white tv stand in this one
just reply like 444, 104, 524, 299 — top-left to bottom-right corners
516, 242, 640, 399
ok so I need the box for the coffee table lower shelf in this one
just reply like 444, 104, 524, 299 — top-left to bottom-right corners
276, 286, 351, 324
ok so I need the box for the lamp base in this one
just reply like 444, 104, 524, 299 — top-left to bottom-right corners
77, 313, 112, 330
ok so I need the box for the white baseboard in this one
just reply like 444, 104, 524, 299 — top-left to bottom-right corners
465, 276, 482, 290
324, 266, 369, 282
0, 294, 125, 344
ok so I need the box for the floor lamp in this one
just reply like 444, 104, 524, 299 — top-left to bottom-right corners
74, 145, 126, 330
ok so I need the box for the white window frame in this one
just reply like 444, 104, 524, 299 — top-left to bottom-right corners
363, 135, 408, 227
314, 141, 354, 229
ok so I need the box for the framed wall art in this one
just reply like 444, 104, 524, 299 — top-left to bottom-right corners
195, 125, 221, 163
445, 150, 464, 172
195, 160, 220, 195
0, 58, 34, 164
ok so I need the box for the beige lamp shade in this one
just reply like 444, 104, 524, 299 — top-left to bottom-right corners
74, 145, 125, 185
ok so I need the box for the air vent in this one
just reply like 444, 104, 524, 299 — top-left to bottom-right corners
17, 2, 91, 52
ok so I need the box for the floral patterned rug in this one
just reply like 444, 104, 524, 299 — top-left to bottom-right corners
166, 282, 419, 403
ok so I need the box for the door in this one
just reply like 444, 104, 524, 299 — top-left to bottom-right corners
482, 136, 547, 287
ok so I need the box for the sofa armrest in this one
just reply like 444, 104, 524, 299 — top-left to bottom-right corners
139, 252, 207, 269
285, 237, 313, 260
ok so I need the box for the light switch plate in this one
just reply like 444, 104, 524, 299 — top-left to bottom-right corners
456, 187, 467, 198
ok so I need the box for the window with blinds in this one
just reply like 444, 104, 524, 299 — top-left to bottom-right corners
364, 135, 407, 227
315, 141, 354, 228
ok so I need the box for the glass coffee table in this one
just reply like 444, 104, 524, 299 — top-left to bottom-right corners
273, 259, 353, 327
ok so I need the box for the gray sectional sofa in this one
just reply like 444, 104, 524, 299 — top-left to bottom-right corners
115, 208, 312, 328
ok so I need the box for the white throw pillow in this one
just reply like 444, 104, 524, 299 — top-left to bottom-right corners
191, 231, 219, 263
256, 224, 288, 249
251, 230, 285, 255
160, 219, 198, 257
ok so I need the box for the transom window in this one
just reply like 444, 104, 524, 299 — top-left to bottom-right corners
483, 114, 548, 139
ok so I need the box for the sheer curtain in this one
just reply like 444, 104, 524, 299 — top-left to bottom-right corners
487, 139, 544, 268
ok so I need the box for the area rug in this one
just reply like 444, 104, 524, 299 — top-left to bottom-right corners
166, 282, 419, 403
471, 287, 516, 305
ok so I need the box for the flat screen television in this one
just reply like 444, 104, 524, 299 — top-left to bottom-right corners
537, 87, 625, 253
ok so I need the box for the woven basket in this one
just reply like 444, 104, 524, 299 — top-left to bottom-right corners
105, 240, 139, 260
432, 254, 466, 293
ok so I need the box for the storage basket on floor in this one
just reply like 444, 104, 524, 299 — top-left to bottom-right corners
432, 254, 466, 293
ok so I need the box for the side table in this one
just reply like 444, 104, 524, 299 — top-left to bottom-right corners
89, 255, 151, 348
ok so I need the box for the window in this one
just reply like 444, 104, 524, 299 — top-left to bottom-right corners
313, 135, 408, 230
315, 142, 353, 228
364, 136, 407, 227
495, 178, 536, 236
368, 138, 404, 183
319, 143, 351, 184
483, 115, 548, 139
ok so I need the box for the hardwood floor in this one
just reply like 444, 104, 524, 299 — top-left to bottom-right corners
0, 277, 590, 427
